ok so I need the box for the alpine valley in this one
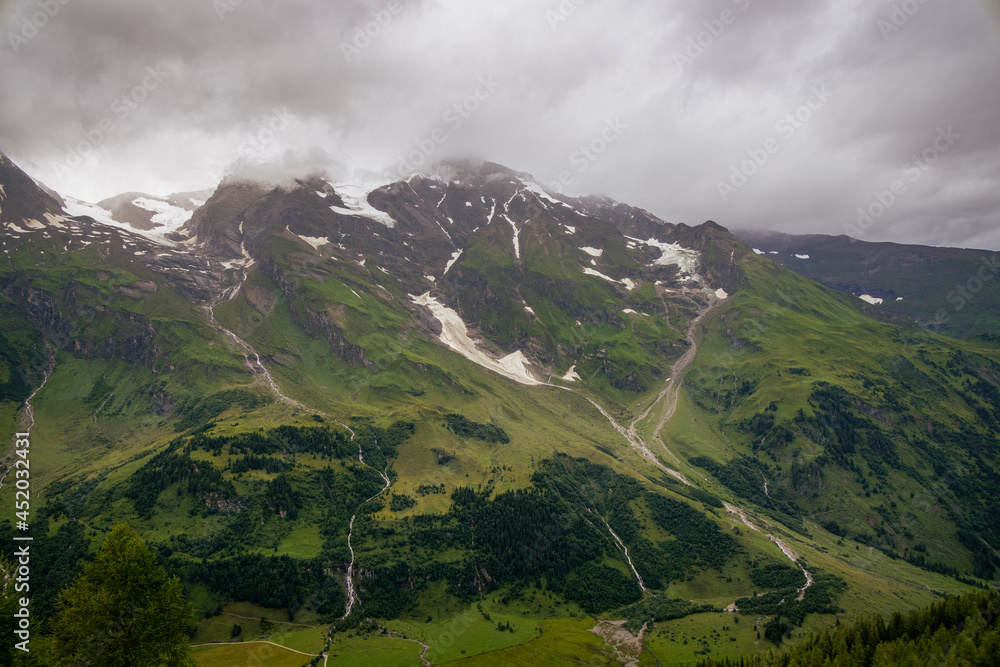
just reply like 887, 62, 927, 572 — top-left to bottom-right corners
1, 151, 999, 666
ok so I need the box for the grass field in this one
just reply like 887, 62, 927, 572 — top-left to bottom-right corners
192, 642, 319, 667
438, 617, 615, 666
325, 635, 425, 666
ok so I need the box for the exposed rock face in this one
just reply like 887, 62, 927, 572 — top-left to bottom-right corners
116, 281, 158, 300
1, 278, 160, 366
0, 151, 65, 224
1, 279, 69, 336
2, 152, 744, 396
71, 311, 159, 366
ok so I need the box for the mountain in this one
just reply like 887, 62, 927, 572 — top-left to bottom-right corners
733, 229, 1000, 340
96, 189, 211, 232
0, 152, 65, 225
1, 153, 999, 665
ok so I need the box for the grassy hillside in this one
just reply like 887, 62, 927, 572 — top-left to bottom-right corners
2, 226, 998, 666
669, 254, 1000, 579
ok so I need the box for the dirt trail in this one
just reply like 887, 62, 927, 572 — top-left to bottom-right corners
585, 398, 689, 485
192, 640, 328, 666
588, 296, 726, 486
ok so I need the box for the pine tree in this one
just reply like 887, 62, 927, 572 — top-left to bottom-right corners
44, 524, 196, 666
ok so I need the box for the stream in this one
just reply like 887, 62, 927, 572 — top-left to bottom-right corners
603, 519, 647, 595
202, 269, 401, 624
204, 269, 292, 405
587, 294, 814, 609
336, 420, 392, 620
0, 347, 54, 491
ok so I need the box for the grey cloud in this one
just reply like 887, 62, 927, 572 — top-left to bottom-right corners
0, 0, 997, 249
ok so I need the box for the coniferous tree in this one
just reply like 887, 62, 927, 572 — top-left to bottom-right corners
43, 524, 196, 666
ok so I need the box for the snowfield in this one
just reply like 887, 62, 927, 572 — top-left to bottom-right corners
626, 236, 700, 275
329, 183, 396, 228
412, 293, 545, 386
132, 197, 194, 231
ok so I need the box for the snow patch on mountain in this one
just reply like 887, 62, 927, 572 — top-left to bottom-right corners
793, 254, 810, 260
132, 197, 194, 231
859, 294, 883, 305
63, 198, 116, 226
581, 247, 603, 257
503, 215, 521, 259
583, 268, 637, 291
62, 197, 184, 246
289, 227, 329, 250
753, 248, 765, 255
443, 250, 463, 276
43, 213, 68, 228
561, 364, 581, 382
628, 237, 700, 275
412, 293, 545, 386
329, 183, 396, 228
520, 179, 561, 208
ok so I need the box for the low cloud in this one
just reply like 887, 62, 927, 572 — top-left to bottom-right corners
1, 0, 998, 249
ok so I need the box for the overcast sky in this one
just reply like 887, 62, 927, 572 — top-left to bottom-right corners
1, 0, 999, 249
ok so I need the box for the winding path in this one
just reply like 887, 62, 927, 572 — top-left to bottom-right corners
192, 640, 328, 666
